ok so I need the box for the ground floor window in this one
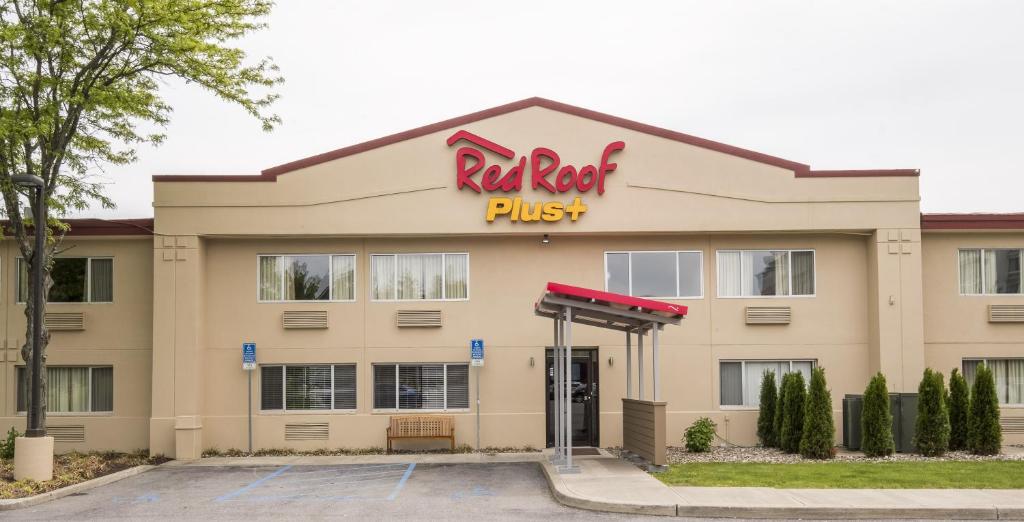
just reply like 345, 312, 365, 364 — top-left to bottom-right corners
719, 360, 814, 407
963, 358, 1024, 405
16, 366, 113, 413
373, 363, 469, 410
260, 364, 357, 411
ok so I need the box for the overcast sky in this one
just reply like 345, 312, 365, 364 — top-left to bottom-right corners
83, 0, 1024, 218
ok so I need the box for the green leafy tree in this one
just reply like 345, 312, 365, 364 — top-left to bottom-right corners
0, 0, 282, 430
756, 370, 778, 448
948, 368, 970, 451
800, 366, 835, 459
773, 372, 789, 450
780, 372, 806, 453
968, 364, 1002, 455
913, 368, 950, 456
861, 372, 894, 457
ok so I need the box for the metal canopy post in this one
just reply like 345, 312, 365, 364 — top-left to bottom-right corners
558, 306, 580, 473
637, 328, 645, 401
652, 323, 661, 402
551, 316, 563, 464
625, 329, 633, 400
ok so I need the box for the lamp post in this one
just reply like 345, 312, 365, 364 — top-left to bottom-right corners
11, 174, 52, 482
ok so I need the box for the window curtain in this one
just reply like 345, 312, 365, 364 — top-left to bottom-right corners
740, 252, 756, 296
422, 255, 443, 300
90, 367, 114, 411
959, 250, 982, 294
773, 251, 790, 296
963, 359, 980, 389
743, 362, 785, 406
444, 254, 469, 299
47, 367, 90, 412
1008, 359, 1024, 404
718, 252, 741, 297
791, 251, 815, 295
983, 250, 999, 294
719, 362, 743, 405
371, 256, 396, 300
89, 259, 113, 302
988, 359, 1009, 404
285, 365, 331, 410
396, 254, 443, 300
331, 255, 355, 300
791, 361, 814, 384
259, 257, 283, 300
445, 365, 469, 408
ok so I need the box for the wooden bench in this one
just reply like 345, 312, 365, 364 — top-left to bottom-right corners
386, 415, 455, 453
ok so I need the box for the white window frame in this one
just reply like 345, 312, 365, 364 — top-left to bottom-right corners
16, 256, 115, 304
957, 248, 1024, 296
256, 254, 357, 303
962, 358, 1024, 407
603, 250, 704, 299
718, 359, 817, 410
371, 363, 471, 413
715, 249, 817, 298
369, 252, 470, 302
258, 363, 358, 413
16, 365, 113, 416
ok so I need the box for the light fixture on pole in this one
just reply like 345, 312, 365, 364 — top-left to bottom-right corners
541, 234, 550, 245
12, 174, 45, 438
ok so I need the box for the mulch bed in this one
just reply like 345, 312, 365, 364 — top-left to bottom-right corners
0, 452, 168, 499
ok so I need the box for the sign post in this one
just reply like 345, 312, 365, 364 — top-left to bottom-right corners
470, 339, 484, 451
242, 343, 256, 453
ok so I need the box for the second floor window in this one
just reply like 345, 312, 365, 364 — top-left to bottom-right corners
717, 250, 815, 297
258, 255, 355, 302
959, 249, 1022, 295
605, 251, 703, 298
18, 257, 113, 303
371, 253, 469, 301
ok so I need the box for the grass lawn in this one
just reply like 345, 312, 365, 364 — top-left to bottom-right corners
656, 461, 1024, 489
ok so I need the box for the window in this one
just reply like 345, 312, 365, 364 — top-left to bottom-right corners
719, 360, 814, 407
959, 249, 1023, 295
16, 366, 113, 413
258, 254, 355, 302
963, 359, 1024, 405
717, 250, 815, 297
260, 364, 357, 411
372, 363, 469, 410
605, 251, 703, 298
370, 253, 468, 301
18, 257, 113, 303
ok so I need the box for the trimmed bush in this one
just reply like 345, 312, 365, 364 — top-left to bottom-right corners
773, 372, 789, 449
684, 417, 717, 453
757, 370, 779, 448
861, 372, 895, 457
0, 427, 18, 460
948, 368, 970, 451
799, 366, 835, 459
780, 372, 806, 453
913, 368, 950, 456
968, 364, 1002, 455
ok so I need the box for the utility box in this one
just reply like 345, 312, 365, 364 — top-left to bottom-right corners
842, 393, 918, 453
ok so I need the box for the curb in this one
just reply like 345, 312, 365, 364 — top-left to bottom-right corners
0, 464, 155, 511
539, 461, 677, 517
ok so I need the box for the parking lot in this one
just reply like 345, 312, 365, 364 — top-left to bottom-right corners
5, 462, 653, 520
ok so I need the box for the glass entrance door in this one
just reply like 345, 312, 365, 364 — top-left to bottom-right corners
545, 348, 599, 447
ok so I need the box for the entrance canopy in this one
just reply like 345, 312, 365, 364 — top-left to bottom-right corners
535, 282, 686, 472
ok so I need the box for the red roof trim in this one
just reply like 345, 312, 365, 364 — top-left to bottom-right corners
801, 169, 920, 178
545, 282, 688, 318
3, 218, 154, 237
152, 97, 917, 183
921, 213, 1024, 230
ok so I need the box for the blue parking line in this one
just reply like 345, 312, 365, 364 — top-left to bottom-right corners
386, 463, 416, 501
216, 465, 293, 502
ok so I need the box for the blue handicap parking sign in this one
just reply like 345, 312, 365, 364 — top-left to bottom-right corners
470, 339, 484, 366
242, 343, 256, 370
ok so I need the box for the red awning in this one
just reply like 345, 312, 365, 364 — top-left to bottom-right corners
536, 282, 684, 332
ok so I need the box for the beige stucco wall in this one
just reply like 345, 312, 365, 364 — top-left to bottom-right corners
0, 237, 153, 453
922, 231, 1024, 444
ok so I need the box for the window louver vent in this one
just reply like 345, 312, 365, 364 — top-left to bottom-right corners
285, 423, 329, 440
44, 312, 85, 331
282, 310, 328, 329
989, 305, 1024, 323
396, 310, 443, 328
745, 306, 792, 324
48, 425, 85, 443
1001, 417, 1024, 434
